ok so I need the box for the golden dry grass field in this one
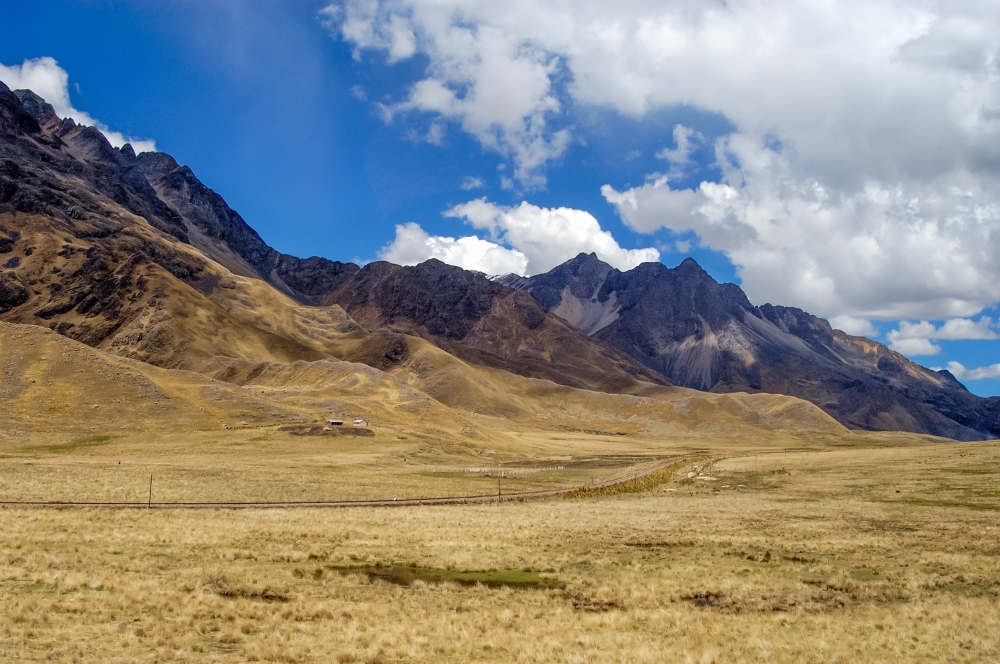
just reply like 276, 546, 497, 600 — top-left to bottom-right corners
0, 426, 681, 504
3, 322, 1000, 662
1, 434, 999, 663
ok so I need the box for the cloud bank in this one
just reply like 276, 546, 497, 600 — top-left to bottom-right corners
0, 57, 156, 153
328, 0, 1000, 325
380, 199, 659, 276
945, 361, 1000, 381
886, 317, 998, 355
325, 2, 570, 189
379, 221, 528, 275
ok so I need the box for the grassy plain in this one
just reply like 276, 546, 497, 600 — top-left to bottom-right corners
0, 426, 681, 503
1, 435, 998, 662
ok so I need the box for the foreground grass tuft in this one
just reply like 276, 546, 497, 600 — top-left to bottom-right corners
203, 572, 292, 602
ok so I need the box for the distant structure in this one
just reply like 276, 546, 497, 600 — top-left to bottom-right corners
352, 418, 368, 427
327, 419, 344, 426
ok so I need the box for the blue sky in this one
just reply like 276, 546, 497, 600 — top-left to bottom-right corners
2, 1, 1000, 396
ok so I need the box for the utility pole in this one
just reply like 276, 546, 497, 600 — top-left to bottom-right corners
148, 474, 153, 509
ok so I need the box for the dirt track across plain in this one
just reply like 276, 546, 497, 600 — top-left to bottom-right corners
0, 456, 686, 509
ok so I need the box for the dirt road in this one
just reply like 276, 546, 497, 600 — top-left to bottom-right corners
0, 457, 686, 509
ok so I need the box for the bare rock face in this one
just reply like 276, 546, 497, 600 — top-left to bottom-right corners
1, 84, 190, 244
505, 253, 1000, 440
0, 270, 29, 313
318, 258, 666, 390
0, 85, 41, 136
325, 259, 511, 339
11, 89, 58, 127
268, 254, 359, 301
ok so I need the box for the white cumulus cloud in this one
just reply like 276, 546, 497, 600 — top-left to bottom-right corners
325, 1, 572, 189
828, 316, 878, 337
889, 337, 942, 357
379, 221, 528, 275
944, 361, 1000, 381
936, 317, 999, 341
887, 321, 943, 356
379, 199, 659, 276
886, 317, 997, 355
655, 124, 702, 177
0, 57, 156, 153
326, 0, 1000, 324
445, 198, 659, 275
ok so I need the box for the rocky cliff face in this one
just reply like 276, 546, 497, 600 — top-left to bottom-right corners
317, 258, 666, 391
135, 151, 359, 301
502, 253, 1000, 440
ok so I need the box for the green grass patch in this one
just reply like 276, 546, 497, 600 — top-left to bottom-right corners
852, 568, 880, 581
28, 435, 114, 453
6, 579, 111, 594
15, 581, 57, 594
564, 460, 691, 499
331, 564, 563, 589
900, 498, 1000, 512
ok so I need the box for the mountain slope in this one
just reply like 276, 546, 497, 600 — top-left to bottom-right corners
502, 253, 1000, 440
316, 258, 667, 393
136, 151, 360, 302
130, 144, 668, 392
0, 82, 661, 396
0, 82, 976, 441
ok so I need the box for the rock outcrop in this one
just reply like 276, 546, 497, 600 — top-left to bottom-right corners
502, 253, 1000, 440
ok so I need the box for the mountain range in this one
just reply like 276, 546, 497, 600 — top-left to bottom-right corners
501, 256, 999, 440
1, 81, 997, 441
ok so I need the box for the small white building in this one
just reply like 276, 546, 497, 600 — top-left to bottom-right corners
327, 419, 344, 426
352, 418, 368, 427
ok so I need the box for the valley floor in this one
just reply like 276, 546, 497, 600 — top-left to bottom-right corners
1, 432, 998, 662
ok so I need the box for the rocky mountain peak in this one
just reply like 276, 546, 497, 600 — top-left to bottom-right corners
566, 251, 604, 268
117, 143, 137, 162
506, 252, 1000, 440
12, 89, 58, 125
679, 256, 698, 266
329, 258, 512, 339
675, 256, 709, 275
497, 252, 617, 311
136, 152, 180, 180
0, 82, 41, 135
